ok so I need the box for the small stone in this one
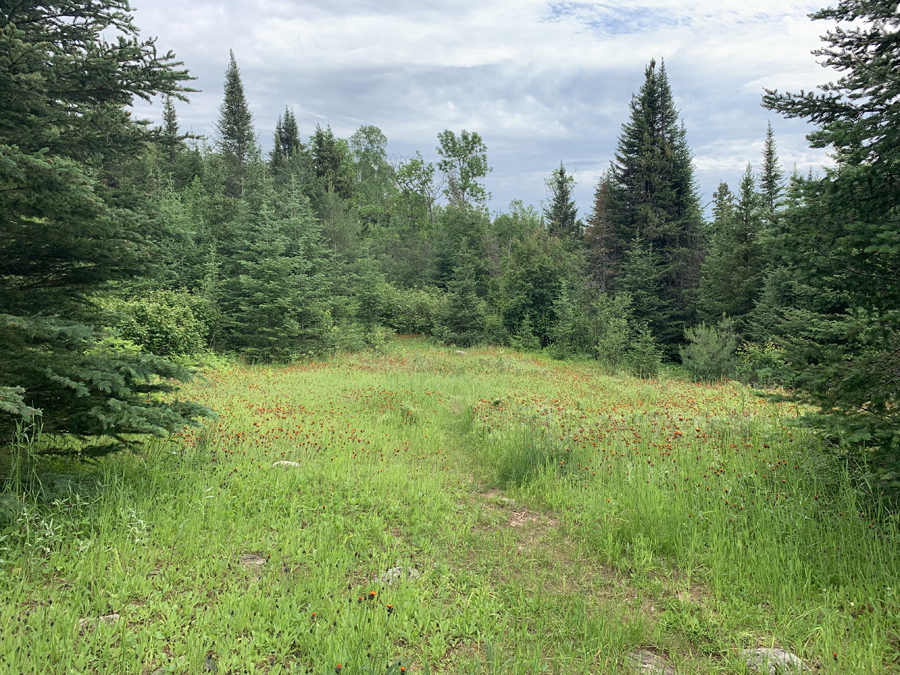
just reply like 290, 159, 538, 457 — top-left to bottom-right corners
78, 614, 120, 632
239, 554, 268, 568
272, 461, 301, 468
455, 350, 467, 355
741, 648, 808, 674
376, 566, 421, 585
627, 650, 676, 675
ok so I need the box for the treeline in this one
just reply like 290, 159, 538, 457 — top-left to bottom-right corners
1, 0, 897, 488
117, 59, 703, 368
126, 57, 788, 378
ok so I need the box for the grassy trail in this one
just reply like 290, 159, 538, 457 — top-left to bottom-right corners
1, 341, 897, 674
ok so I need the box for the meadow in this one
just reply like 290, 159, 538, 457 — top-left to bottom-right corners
0, 340, 897, 674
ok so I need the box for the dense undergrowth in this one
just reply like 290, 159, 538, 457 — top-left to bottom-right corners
0, 340, 897, 674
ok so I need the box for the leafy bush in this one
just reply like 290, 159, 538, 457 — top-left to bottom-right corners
380, 285, 446, 335
680, 321, 739, 381
112, 290, 213, 356
592, 294, 634, 371
736, 341, 792, 387
626, 325, 663, 378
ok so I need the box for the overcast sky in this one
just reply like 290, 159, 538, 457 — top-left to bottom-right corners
130, 0, 837, 216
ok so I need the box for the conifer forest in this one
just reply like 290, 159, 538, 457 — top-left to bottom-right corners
1, 2, 900, 674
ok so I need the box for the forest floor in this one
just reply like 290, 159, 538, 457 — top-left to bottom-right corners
1, 339, 898, 674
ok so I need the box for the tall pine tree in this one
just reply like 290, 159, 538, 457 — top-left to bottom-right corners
543, 162, 582, 243
215, 50, 258, 173
698, 167, 765, 326
762, 0, 900, 474
0, 0, 210, 446
759, 122, 784, 227
606, 59, 704, 349
584, 171, 615, 291
270, 107, 304, 176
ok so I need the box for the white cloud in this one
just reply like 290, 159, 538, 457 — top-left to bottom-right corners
130, 0, 836, 213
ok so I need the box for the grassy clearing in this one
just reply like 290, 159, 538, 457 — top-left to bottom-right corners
1, 340, 898, 674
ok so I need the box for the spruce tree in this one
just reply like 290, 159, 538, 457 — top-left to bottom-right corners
162, 95, 180, 138
159, 94, 185, 164
221, 180, 331, 360
698, 168, 765, 325
616, 234, 670, 339
543, 162, 582, 242
759, 122, 784, 226
606, 59, 704, 349
270, 108, 304, 175
310, 125, 354, 201
762, 0, 900, 471
215, 50, 258, 167
584, 171, 615, 291
0, 0, 210, 445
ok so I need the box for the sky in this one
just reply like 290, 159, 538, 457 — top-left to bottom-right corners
130, 0, 838, 216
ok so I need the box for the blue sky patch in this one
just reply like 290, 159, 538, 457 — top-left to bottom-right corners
546, 2, 683, 35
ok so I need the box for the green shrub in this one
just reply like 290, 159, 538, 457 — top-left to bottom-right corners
735, 340, 792, 387
380, 285, 446, 335
680, 321, 739, 381
627, 324, 663, 378
112, 290, 213, 356
592, 294, 633, 372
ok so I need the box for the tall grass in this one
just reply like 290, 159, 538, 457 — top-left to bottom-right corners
0, 340, 896, 674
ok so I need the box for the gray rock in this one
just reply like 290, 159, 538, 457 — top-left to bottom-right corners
271, 461, 301, 468
741, 648, 808, 674
627, 650, 676, 675
79, 613, 119, 630
455, 350, 467, 355
376, 566, 421, 585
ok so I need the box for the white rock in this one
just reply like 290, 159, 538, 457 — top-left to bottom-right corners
376, 566, 421, 585
272, 461, 301, 468
79, 614, 120, 630
627, 650, 676, 674
741, 648, 808, 674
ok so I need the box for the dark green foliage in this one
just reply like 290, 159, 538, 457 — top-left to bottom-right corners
429, 205, 492, 292
698, 167, 765, 325
762, 0, 900, 478
759, 122, 784, 226
437, 256, 487, 347
0, 317, 209, 441
215, 50, 258, 168
0, 0, 211, 445
544, 162, 582, 242
221, 181, 331, 361
311, 125, 354, 203
270, 108, 305, 177
584, 172, 615, 291
436, 130, 491, 207
616, 235, 671, 340
606, 59, 704, 348
495, 230, 582, 348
